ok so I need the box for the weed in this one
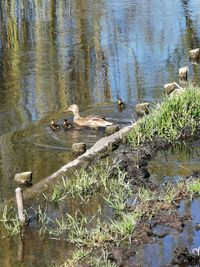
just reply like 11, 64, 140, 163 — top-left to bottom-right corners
138, 187, 155, 202
187, 180, 200, 197
0, 206, 20, 236
110, 210, 141, 243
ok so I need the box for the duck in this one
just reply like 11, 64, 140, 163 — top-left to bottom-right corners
50, 119, 60, 130
117, 98, 126, 112
64, 104, 113, 128
62, 119, 72, 129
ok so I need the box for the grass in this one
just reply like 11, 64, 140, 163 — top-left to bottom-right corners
110, 210, 142, 243
128, 85, 200, 146
0, 206, 21, 237
187, 180, 200, 196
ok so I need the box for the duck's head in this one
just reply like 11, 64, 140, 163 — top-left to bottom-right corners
117, 98, 123, 106
64, 104, 79, 114
51, 119, 55, 124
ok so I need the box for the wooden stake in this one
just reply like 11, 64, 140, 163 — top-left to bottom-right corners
179, 67, 188, 80
15, 188, 25, 225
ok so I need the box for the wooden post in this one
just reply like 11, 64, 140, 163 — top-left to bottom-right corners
179, 67, 188, 80
189, 48, 200, 60
15, 188, 25, 225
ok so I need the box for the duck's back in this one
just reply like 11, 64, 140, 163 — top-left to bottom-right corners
74, 116, 112, 127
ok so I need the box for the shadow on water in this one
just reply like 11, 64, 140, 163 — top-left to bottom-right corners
148, 141, 200, 185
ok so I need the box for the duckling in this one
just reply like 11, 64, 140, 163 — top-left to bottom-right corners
50, 119, 60, 130
117, 98, 126, 112
62, 119, 72, 129
64, 104, 113, 128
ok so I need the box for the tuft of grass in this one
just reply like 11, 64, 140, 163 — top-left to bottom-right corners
0, 206, 20, 237
138, 187, 155, 202
110, 210, 142, 243
187, 180, 200, 197
90, 250, 119, 267
128, 86, 200, 146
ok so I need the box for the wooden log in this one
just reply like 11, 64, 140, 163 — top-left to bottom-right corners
164, 82, 183, 95
189, 48, 200, 60
164, 82, 177, 95
15, 188, 25, 225
135, 102, 149, 116
72, 143, 86, 154
179, 67, 188, 80
105, 125, 120, 136
14, 171, 32, 185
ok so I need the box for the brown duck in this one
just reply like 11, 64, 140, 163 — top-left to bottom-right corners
62, 119, 72, 129
64, 104, 113, 127
50, 119, 60, 130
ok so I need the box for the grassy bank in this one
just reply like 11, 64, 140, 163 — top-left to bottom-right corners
129, 85, 200, 145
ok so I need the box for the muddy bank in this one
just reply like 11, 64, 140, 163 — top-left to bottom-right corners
103, 130, 200, 267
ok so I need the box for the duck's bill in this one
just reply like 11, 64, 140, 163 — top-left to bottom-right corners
64, 108, 69, 112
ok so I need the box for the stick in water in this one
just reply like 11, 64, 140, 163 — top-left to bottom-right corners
15, 188, 25, 225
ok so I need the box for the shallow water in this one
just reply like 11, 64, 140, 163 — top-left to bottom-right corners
148, 141, 200, 185
131, 199, 200, 267
1, 0, 200, 266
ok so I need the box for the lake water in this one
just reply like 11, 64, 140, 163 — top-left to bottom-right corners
0, 0, 200, 266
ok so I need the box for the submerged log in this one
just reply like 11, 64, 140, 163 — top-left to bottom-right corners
189, 48, 200, 60
179, 67, 188, 80
135, 102, 149, 116
14, 171, 32, 185
72, 142, 86, 154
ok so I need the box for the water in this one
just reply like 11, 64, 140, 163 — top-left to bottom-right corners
1, 0, 200, 200
148, 141, 200, 185
1, 0, 200, 266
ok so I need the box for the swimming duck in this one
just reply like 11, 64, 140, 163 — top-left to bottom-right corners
62, 119, 72, 129
50, 119, 60, 130
64, 104, 113, 127
117, 98, 126, 112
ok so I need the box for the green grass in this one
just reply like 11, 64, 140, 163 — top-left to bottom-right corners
0, 206, 21, 237
129, 86, 200, 145
187, 180, 200, 196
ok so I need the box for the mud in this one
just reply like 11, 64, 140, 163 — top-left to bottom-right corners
106, 129, 200, 267
172, 246, 200, 266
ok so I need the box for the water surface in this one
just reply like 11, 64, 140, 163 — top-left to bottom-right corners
0, 0, 200, 266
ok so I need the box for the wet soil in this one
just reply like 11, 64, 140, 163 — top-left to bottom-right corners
105, 126, 200, 267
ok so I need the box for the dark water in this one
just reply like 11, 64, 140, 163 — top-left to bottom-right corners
148, 141, 200, 184
1, 0, 200, 266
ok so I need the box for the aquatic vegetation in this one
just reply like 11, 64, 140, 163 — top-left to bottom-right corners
91, 250, 119, 267
0, 206, 21, 237
59, 248, 92, 267
36, 205, 50, 237
138, 187, 156, 202
160, 185, 179, 204
104, 192, 126, 215
110, 210, 142, 243
129, 86, 200, 145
